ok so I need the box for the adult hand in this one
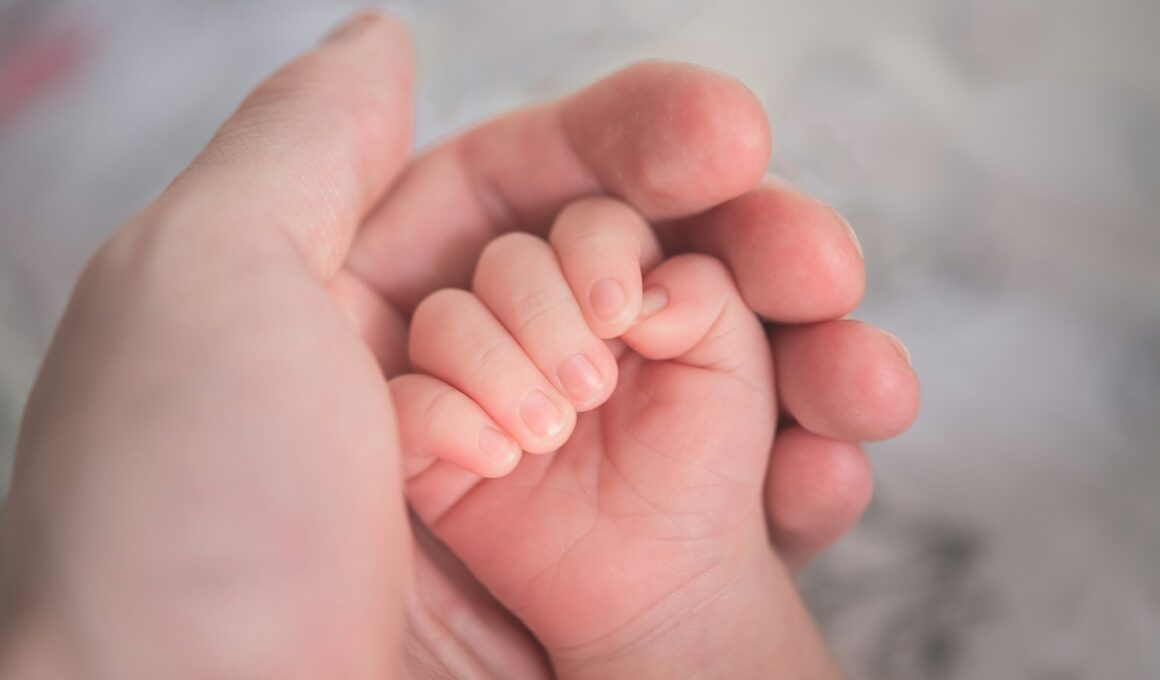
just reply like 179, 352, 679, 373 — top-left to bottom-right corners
0, 14, 417, 678
0, 11, 918, 678
334, 13, 917, 672
338, 29, 917, 575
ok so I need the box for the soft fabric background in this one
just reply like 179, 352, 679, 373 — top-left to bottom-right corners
1, 1, 1157, 677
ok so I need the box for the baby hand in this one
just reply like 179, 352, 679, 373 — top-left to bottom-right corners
392, 196, 827, 675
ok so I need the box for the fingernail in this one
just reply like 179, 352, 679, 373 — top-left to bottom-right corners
878, 329, 911, 366
478, 426, 519, 467
589, 278, 627, 320
840, 213, 863, 259
321, 11, 373, 45
639, 286, 669, 319
557, 354, 604, 405
768, 175, 863, 260
519, 389, 565, 440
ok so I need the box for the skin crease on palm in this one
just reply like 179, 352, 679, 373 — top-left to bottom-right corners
0, 11, 918, 680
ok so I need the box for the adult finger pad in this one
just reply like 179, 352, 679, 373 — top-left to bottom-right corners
676, 183, 865, 322
766, 426, 873, 568
564, 61, 771, 219
775, 320, 920, 441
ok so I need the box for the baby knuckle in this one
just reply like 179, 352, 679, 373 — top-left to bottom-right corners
512, 290, 572, 332
466, 338, 522, 383
479, 232, 541, 264
412, 289, 472, 333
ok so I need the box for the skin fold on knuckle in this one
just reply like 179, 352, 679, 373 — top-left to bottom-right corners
408, 289, 471, 368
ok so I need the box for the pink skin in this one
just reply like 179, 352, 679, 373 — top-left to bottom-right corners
0, 11, 918, 679
398, 216, 840, 674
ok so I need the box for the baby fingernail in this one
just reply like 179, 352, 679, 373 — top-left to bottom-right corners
558, 354, 604, 405
589, 278, 627, 320
519, 389, 565, 440
478, 426, 519, 466
639, 286, 669, 319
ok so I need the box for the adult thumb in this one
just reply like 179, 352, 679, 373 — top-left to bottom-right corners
156, 11, 413, 281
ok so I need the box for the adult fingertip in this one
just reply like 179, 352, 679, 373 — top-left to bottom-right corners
664, 63, 773, 205
321, 10, 400, 46
849, 324, 920, 440
758, 179, 866, 320
775, 320, 919, 442
565, 61, 771, 219
659, 61, 772, 210
766, 427, 874, 571
767, 429, 873, 533
674, 182, 865, 323
863, 349, 920, 441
